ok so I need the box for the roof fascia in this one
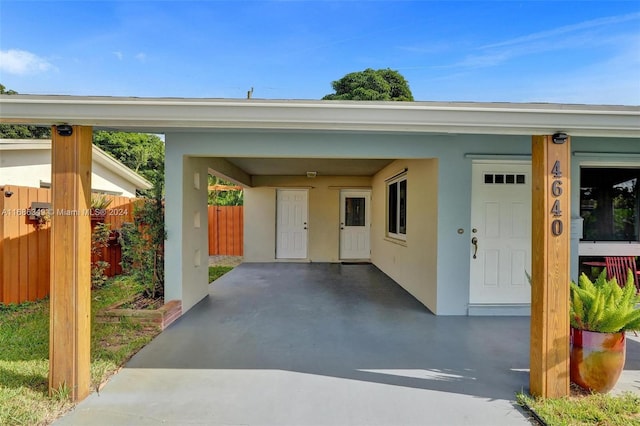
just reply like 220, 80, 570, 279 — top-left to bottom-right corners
92, 145, 153, 190
0, 138, 152, 190
0, 139, 51, 150
1, 95, 639, 138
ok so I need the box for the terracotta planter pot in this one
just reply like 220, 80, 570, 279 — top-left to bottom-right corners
570, 328, 626, 393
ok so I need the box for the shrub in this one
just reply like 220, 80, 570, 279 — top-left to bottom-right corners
119, 180, 165, 299
91, 222, 111, 288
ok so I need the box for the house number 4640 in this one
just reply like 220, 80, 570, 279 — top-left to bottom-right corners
550, 160, 563, 236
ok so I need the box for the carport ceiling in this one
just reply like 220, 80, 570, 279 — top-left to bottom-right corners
223, 157, 395, 176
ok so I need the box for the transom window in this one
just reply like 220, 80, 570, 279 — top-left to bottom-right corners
484, 173, 526, 184
580, 167, 640, 241
387, 174, 407, 240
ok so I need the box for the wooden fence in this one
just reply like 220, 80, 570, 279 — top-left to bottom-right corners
0, 186, 243, 304
208, 206, 243, 256
90, 196, 138, 277
0, 185, 136, 304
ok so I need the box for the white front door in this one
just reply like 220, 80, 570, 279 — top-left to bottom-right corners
469, 162, 531, 305
276, 189, 308, 259
340, 190, 371, 260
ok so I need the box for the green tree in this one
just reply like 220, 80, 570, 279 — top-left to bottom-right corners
322, 68, 414, 101
208, 175, 243, 206
93, 130, 165, 191
0, 84, 51, 138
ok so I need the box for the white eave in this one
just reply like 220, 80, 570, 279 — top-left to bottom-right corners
0, 95, 639, 138
92, 144, 153, 190
0, 138, 153, 190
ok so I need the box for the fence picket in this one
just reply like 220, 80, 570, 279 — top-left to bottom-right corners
0, 185, 137, 304
208, 206, 243, 256
1, 186, 243, 304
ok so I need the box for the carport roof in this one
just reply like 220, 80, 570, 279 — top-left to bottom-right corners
0, 95, 638, 137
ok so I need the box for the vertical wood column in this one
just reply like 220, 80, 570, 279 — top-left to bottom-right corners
530, 134, 571, 398
49, 125, 92, 401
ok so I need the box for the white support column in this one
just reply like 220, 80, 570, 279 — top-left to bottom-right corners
164, 143, 210, 313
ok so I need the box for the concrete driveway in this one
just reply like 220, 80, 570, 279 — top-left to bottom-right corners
57, 263, 542, 425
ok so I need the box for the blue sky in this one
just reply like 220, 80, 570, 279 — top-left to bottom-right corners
1, 1, 639, 105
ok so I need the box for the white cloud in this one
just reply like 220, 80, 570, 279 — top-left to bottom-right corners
113, 51, 124, 60
135, 53, 147, 62
0, 49, 54, 75
481, 12, 640, 50
452, 12, 640, 70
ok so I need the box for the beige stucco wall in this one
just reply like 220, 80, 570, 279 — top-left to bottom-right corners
244, 165, 438, 312
245, 175, 372, 262
370, 159, 439, 313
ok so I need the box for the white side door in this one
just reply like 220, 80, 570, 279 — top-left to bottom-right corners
469, 162, 531, 305
340, 190, 371, 260
276, 189, 308, 259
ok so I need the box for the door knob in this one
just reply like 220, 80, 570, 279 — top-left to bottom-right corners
471, 237, 478, 259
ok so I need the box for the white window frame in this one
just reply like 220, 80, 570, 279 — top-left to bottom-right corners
386, 173, 407, 241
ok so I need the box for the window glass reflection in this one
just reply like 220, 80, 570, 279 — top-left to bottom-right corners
580, 168, 639, 241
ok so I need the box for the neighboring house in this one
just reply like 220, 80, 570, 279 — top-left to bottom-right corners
1, 97, 638, 316
0, 139, 152, 197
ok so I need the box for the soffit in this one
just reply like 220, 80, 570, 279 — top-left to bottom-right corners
223, 157, 394, 176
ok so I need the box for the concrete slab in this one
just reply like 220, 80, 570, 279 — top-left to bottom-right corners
55, 263, 639, 425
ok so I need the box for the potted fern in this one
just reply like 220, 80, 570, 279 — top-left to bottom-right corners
570, 269, 640, 393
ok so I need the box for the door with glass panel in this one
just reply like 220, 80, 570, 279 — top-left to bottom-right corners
340, 190, 371, 260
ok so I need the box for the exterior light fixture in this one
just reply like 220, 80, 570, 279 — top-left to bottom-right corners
56, 124, 73, 136
552, 132, 568, 144
306, 171, 317, 178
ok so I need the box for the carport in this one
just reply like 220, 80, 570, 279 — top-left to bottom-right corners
1, 95, 638, 402
55, 262, 640, 424
56, 262, 534, 425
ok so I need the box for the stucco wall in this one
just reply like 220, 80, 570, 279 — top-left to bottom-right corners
164, 153, 210, 312
165, 130, 533, 315
371, 159, 439, 313
0, 148, 139, 197
245, 175, 372, 262
165, 130, 639, 316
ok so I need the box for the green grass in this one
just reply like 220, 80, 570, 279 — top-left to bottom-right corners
209, 265, 233, 283
517, 390, 640, 426
0, 275, 159, 426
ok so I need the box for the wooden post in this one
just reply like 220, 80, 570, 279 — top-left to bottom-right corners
530, 134, 571, 398
49, 125, 92, 401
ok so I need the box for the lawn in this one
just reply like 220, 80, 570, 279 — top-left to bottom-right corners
1, 266, 234, 425
0, 275, 161, 425
518, 388, 640, 425
209, 265, 233, 283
